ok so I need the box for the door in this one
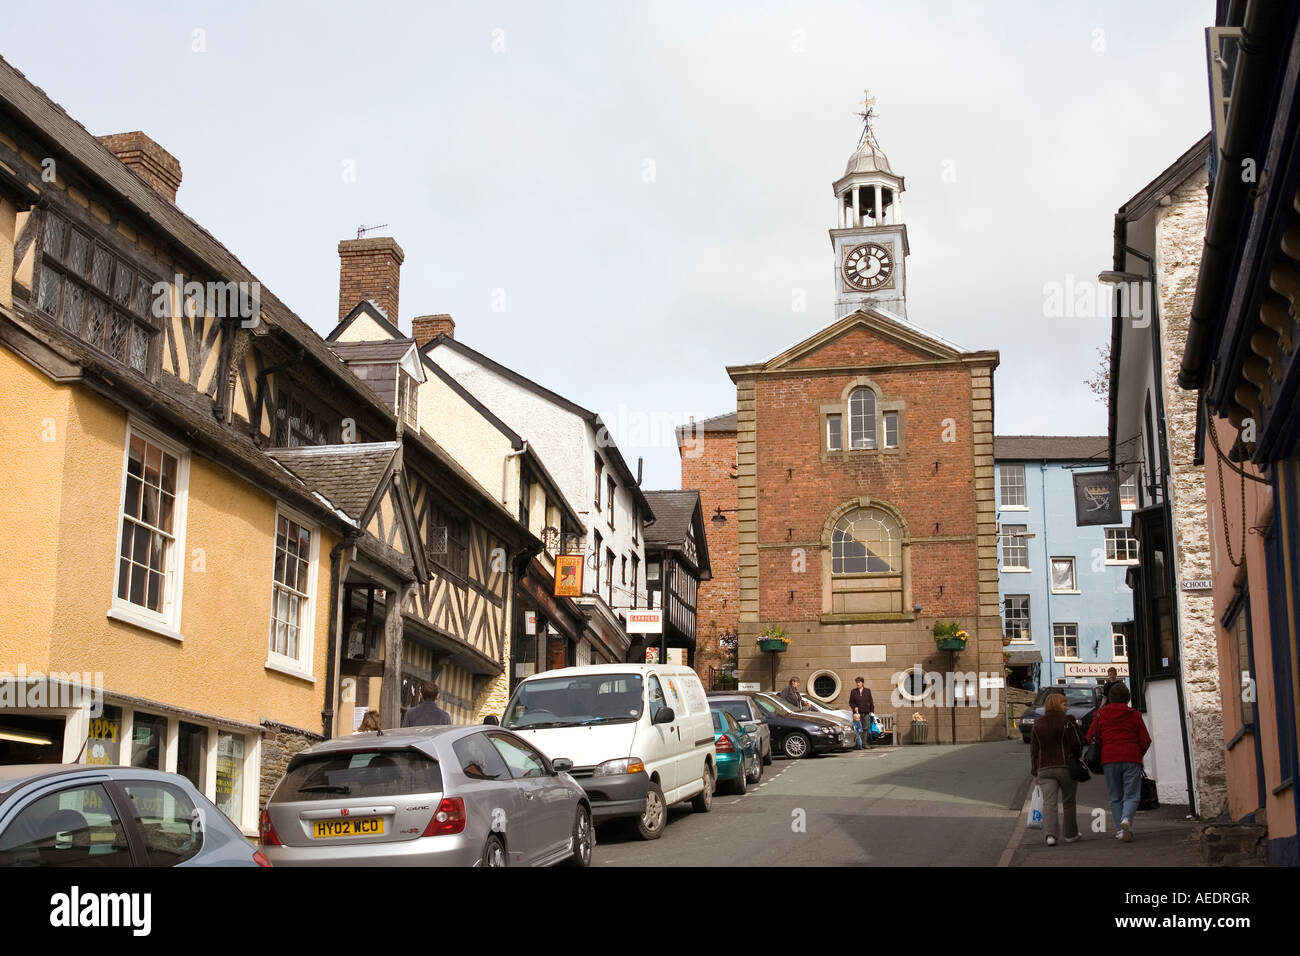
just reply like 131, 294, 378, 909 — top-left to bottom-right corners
643, 675, 678, 797
451, 732, 526, 865
488, 733, 569, 863
547, 636, 567, 672
0, 782, 134, 866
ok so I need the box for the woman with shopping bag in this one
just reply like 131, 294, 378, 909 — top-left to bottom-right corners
1029, 691, 1084, 846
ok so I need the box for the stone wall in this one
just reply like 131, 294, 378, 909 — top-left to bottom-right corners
259, 720, 325, 809
474, 671, 511, 723
1156, 167, 1226, 818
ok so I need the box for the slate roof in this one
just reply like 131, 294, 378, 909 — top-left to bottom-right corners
642, 490, 700, 548
268, 443, 399, 520
994, 435, 1109, 462
329, 340, 415, 362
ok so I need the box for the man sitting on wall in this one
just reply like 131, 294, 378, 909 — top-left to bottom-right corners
402, 680, 452, 727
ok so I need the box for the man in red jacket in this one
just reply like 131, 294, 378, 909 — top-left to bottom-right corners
1085, 682, 1151, 843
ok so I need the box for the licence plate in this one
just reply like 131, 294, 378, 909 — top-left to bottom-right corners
313, 818, 384, 839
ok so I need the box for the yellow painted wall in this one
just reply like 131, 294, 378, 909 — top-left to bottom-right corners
0, 348, 66, 668
1, 348, 335, 733
335, 312, 392, 343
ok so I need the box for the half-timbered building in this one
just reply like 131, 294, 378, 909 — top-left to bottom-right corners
640, 490, 712, 667
0, 55, 535, 828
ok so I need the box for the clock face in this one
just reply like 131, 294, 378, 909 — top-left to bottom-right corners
843, 242, 894, 291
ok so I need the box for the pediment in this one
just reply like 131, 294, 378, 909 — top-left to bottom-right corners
763, 309, 964, 371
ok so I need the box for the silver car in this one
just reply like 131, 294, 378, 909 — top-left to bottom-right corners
0, 764, 266, 867
260, 725, 592, 867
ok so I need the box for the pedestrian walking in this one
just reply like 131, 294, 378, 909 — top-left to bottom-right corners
779, 678, 804, 711
1099, 667, 1124, 704
402, 680, 452, 727
1029, 691, 1083, 846
355, 709, 382, 733
1085, 681, 1151, 843
848, 676, 875, 749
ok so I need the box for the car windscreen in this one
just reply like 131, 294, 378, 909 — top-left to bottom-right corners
503, 674, 644, 729
712, 700, 753, 723
1034, 688, 1098, 707
752, 695, 790, 716
276, 749, 442, 802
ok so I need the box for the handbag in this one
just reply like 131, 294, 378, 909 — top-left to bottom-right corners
1027, 784, 1044, 829
1083, 720, 1104, 774
1138, 771, 1159, 811
1066, 721, 1091, 782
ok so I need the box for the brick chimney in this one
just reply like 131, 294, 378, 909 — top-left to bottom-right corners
98, 132, 182, 202
338, 237, 404, 326
412, 314, 455, 347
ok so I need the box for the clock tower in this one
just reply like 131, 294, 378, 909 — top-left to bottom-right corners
831, 100, 909, 319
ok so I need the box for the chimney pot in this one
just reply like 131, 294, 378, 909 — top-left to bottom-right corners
98, 131, 182, 202
412, 314, 455, 347
338, 237, 405, 327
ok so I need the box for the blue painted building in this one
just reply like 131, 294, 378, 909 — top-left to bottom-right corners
995, 436, 1136, 690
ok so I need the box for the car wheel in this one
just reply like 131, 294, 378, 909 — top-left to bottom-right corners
564, 804, 593, 867
691, 765, 715, 812
1022, 735, 1031, 744
481, 834, 508, 868
730, 758, 748, 795
746, 751, 763, 785
634, 781, 667, 840
783, 732, 810, 759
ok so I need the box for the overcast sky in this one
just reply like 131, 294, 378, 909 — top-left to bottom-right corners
7, 1, 1213, 490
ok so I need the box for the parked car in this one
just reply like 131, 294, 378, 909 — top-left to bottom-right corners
741, 692, 848, 758
500, 663, 716, 841
711, 709, 762, 794
260, 725, 592, 867
708, 693, 773, 765
1018, 685, 1104, 743
0, 764, 268, 867
800, 694, 854, 723
791, 694, 856, 747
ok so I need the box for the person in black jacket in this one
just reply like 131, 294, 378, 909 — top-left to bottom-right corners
848, 677, 875, 749
402, 680, 452, 727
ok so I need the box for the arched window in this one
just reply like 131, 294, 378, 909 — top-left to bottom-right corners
831, 508, 900, 574
848, 387, 877, 449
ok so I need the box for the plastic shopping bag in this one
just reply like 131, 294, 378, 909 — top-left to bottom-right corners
1027, 785, 1044, 829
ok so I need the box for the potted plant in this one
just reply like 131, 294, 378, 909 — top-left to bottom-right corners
933, 620, 968, 652
757, 625, 790, 653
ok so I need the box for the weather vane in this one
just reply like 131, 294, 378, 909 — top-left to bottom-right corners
854, 90, 879, 147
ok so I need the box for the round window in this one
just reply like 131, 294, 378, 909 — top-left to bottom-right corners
897, 666, 927, 702
809, 670, 841, 703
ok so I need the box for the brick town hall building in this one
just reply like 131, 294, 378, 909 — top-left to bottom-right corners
683, 118, 1005, 742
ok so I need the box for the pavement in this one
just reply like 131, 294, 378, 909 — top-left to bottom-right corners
589, 738, 1215, 867
1006, 755, 1204, 867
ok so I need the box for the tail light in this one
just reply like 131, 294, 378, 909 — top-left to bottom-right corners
258, 809, 282, 846
252, 850, 273, 867
714, 735, 734, 753
422, 797, 467, 836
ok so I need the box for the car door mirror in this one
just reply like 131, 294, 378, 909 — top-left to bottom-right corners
653, 707, 675, 725
551, 758, 573, 773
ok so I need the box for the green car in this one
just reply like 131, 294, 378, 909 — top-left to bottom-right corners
711, 708, 762, 795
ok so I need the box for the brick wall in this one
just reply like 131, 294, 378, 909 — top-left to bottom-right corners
680, 427, 739, 683
337, 237, 404, 325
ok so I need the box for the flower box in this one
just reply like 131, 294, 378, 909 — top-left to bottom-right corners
936, 637, 966, 651
758, 638, 788, 653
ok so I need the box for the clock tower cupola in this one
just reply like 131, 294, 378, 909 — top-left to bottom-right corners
831, 94, 909, 319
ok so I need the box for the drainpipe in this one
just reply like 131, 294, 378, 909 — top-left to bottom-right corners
503, 442, 527, 509
322, 534, 356, 739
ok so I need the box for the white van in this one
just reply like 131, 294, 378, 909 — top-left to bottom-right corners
500, 663, 716, 840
